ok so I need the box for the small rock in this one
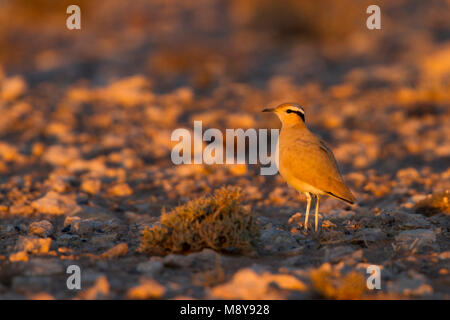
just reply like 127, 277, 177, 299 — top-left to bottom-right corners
108, 183, 133, 197
24, 258, 64, 276
71, 219, 105, 235
210, 268, 307, 299
395, 229, 436, 244
81, 179, 101, 195
31, 191, 80, 215
9, 251, 29, 262
90, 233, 118, 248
9, 203, 34, 215
0, 224, 16, 237
0, 75, 27, 101
438, 251, 450, 260
136, 260, 164, 276
287, 212, 303, 225
29, 220, 53, 237
56, 234, 81, 247
162, 254, 188, 268
387, 271, 433, 297
15, 236, 52, 254
186, 248, 221, 268
12, 276, 52, 295
78, 276, 110, 300
356, 228, 386, 242
42, 145, 80, 167
126, 279, 166, 299
64, 216, 81, 227
100, 243, 128, 259
260, 228, 298, 253
323, 246, 361, 263
29, 292, 55, 300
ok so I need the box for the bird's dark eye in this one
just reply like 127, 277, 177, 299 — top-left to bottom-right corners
286, 109, 292, 114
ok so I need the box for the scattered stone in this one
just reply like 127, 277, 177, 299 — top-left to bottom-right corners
210, 268, 307, 299
310, 262, 366, 299
438, 251, 450, 260
323, 246, 362, 264
9, 251, 29, 262
81, 179, 102, 195
185, 249, 221, 268
64, 216, 81, 227
387, 271, 433, 297
24, 258, 64, 276
78, 275, 110, 300
29, 292, 55, 300
12, 276, 52, 295
0, 224, 16, 237
395, 229, 436, 246
162, 254, 189, 268
101, 243, 128, 259
355, 228, 386, 242
42, 145, 80, 167
126, 278, 166, 299
31, 191, 80, 215
9, 203, 34, 216
29, 220, 53, 237
15, 236, 52, 254
108, 183, 133, 197
260, 227, 298, 253
56, 234, 81, 247
90, 233, 118, 248
0, 75, 27, 101
71, 219, 105, 235
136, 260, 164, 276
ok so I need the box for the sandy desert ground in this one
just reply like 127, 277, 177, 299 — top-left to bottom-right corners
0, 0, 449, 299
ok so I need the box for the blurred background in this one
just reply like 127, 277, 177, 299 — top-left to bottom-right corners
0, 0, 449, 196
0, 0, 449, 299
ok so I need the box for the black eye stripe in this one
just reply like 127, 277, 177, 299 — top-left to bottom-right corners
286, 109, 305, 122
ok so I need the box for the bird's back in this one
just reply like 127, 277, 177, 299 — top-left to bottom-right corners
278, 124, 355, 204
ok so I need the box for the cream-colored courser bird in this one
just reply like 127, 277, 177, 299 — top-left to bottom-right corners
263, 103, 356, 231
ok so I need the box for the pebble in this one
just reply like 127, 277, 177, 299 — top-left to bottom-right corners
260, 227, 298, 253
387, 271, 433, 297
31, 191, 80, 215
126, 279, 166, 299
136, 260, 164, 276
56, 234, 81, 247
108, 183, 133, 197
210, 267, 307, 299
81, 179, 102, 195
24, 258, 64, 276
71, 219, 105, 235
395, 229, 436, 244
15, 236, 52, 254
100, 243, 128, 259
29, 220, 53, 237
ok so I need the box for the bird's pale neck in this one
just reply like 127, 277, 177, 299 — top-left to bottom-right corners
280, 118, 307, 129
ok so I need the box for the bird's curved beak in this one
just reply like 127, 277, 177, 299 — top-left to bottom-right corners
262, 108, 275, 113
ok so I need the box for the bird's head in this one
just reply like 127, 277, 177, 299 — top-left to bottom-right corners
262, 103, 306, 127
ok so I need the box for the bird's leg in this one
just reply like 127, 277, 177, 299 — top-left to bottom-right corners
315, 195, 320, 232
304, 192, 311, 230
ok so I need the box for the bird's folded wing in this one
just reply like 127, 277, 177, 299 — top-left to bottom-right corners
281, 139, 355, 203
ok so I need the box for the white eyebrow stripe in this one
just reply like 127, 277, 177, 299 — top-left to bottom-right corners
295, 107, 305, 114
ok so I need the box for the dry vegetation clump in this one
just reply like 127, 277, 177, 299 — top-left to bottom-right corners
414, 190, 450, 216
311, 264, 366, 300
139, 187, 259, 255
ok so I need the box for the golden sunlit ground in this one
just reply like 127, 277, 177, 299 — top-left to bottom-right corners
0, 0, 449, 299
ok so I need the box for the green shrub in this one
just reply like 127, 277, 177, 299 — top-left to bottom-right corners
139, 186, 259, 255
